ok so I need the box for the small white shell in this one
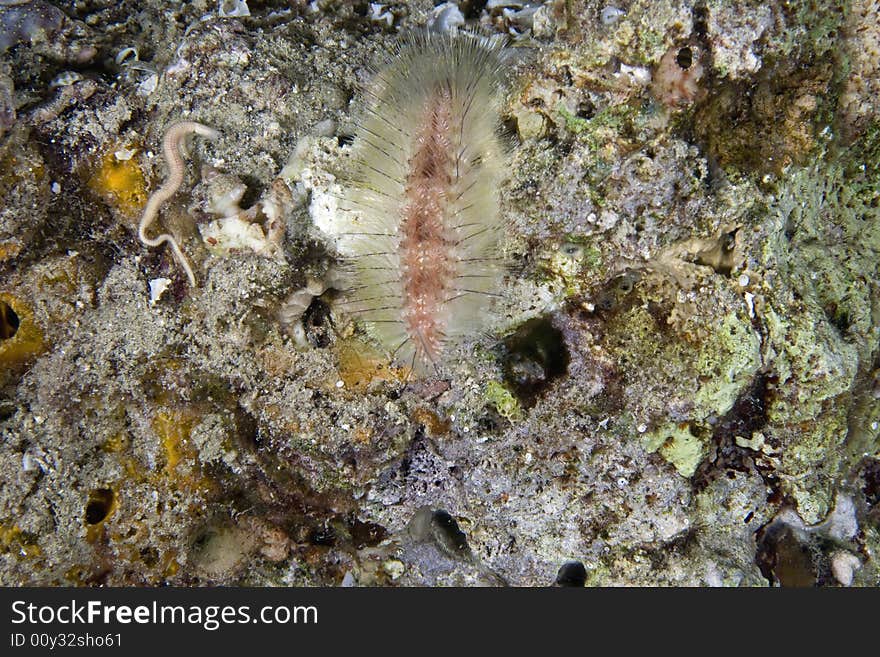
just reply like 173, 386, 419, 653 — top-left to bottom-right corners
149, 278, 172, 305
601, 6, 625, 26
115, 46, 139, 66
218, 0, 250, 18
49, 71, 83, 88
428, 2, 465, 34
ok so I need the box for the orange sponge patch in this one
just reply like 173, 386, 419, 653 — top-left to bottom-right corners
88, 144, 148, 220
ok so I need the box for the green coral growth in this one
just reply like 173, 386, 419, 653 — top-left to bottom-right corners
486, 381, 523, 422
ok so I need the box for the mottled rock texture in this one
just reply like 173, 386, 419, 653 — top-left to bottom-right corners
0, 0, 877, 586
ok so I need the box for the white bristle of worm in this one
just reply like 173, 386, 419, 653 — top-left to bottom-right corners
335, 32, 508, 375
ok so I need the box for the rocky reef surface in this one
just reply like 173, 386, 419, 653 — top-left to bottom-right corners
0, 0, 878, 586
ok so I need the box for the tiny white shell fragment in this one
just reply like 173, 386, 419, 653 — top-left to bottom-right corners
218, 0, 250, 18
50, 71, 83, 88
369, 3, 394, 27
744, 291, 756, 318
618, 63, 652, 86
114, 147, 137, 161
382, 560, 404, 580
428, 2, 465, 33
149, 277, 172, 305
199, 216, 269, 255
137, 73, 159, 96
115, 47, 139, 66
601, 6, 625, 26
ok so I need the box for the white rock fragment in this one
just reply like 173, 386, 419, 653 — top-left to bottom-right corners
278, 277, 326, 348
149, 277, 172, 305
115, 47, 139, 66
744, 291, 756, 318
601, 6, 625, 26
708, 7, 773, 79
824, 494, 858, 541
428, 2, 465, 34
703, 562, 723, 587
830, 551, 861, 587
369, 3, 394, 27
735, 432, 765, 451
309, 186, 344, 243
50, 71, 83, 88
618, 63, 652, 87
136, 73, 158, 96
383, 560, 405, 580
205, 178, 247, 217
531, 4, 555, 38
199, 216, 271, 256
218, 0, 250, 18
114, 146, 137, 161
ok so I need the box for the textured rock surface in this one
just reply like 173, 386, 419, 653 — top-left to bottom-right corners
0, 0, 878, 586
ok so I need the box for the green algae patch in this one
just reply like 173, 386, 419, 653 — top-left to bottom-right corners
762, 305, 856, 523
644, 422, 706, 477
486, 380, 522, 422
558, 103, 638, 151
605, 298, 761, 477
751, 153, 878, 522
693, 313, 762, 419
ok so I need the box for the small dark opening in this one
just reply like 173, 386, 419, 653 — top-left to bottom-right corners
431, 510, 470, 555
0, 300, 20, 339
502, 316, 571, 408
140, 546, 160, 567
85, 488, 115, 525
576, 100, 596, 119
676, 47, 693, 70
303, 297, 334, 348
308, 524, 337, 547
348, 517, 389, 549
461, 0, 488, 19
555, 561, 587, 586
